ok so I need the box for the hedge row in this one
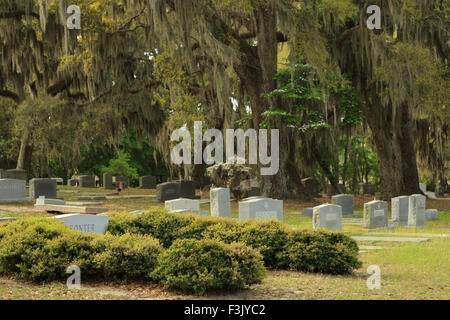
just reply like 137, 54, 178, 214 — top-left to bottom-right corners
0, 218, 265, 294
107, 209, 362, 274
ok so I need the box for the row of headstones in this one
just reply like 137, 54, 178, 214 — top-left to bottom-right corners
163, 187, 284, 222
0, 178, 58, 202
311, 194, 437, 232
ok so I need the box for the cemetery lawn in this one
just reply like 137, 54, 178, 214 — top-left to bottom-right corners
0, 187, 449, 300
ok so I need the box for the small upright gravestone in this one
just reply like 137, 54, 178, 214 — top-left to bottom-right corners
0, 179, 27, 202
139, 176, 156, 189
103, 173, 114, 189
312, 204, 342, 231
0, 169, 7, 178
408, 194, 426, 227
392, 196, 409, 224
238, 198, 283, 222
55, 214, 109, 234
331, 194, 354, 216
363, 200, 388, 229
29, 178, 57, 199
425, 209, 438, 221
210, 188, 231, 218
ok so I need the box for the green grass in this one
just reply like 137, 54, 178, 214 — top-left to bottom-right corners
0, 186, 449, 300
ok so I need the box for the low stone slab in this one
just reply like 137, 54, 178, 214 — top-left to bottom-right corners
352, 236, 430, 242
76, 196, 107, 201
35, 204, 108, 214
425, 209, 438, 220
6, 169, 26, 181
365, 232, 448, 238
425, 192, 437, 200
0, 217, 18, 222
165, 198, 200, 213
359, 245, 385, 250
36, 198, 66, 206
129, 210, 144, 215
238, 198, 283, 222
55, 214, 109, 234
66, 202, 104, 206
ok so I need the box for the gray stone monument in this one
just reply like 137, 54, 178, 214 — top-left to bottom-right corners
312, 203, 342, 231
139, 176, 156, 189
0, 169, 7, 179
363, 200, 388, 229
55, 214, 109, 234
29, 178, 57, 199
103, 173, 114, 189
238, 197, 283, 222
35, 197, 66, 206
408, 194, 426, 227
210, 187, 231, 218
425, 209, 438, 221
0, 179, 27, 202
157, 182, 181, 202
331, 194, 354, 216
301, 207, 313, 217
179, 180, 195, 198
68, 179, 79, 186
392, 195, 409, 224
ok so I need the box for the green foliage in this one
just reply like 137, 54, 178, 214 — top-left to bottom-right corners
108, 209, 362, 275
101, 150, 138, 178
93, 233, 163, 282
283, 229, 362, 275
151, 238, 265, 295
0, 218, 162, 283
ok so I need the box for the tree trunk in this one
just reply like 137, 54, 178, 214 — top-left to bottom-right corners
16, 130, 33, 179
366, 97, 421, 200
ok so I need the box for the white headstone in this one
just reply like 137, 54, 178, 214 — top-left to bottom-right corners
363, 200, 388, 229
392, 196, 409, 224
312, 204, 342, 231
408, 194, 426, 227
0, 179, 27, 202
210, 188, 231, 218
238, 198, 283, 222
36, 198, 67, 206
165, 198, 200, 213
55, 214, 109, 234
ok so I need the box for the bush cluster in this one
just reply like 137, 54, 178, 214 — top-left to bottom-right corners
108, 209, 362, 275
0, 218, 163, 283
0, 218, 266, 295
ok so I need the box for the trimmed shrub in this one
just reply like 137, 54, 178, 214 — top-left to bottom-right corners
0, 218, 163, 283
151, 238, 265, 295
284, 230, 362, 275
108, 210, 196, 248
0, 218, 98, 282
93, 233, 163, 282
